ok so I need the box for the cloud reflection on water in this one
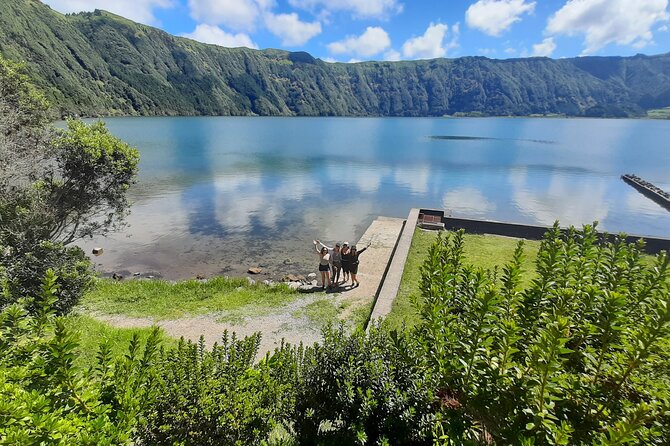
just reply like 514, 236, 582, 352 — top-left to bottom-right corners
508, 167, 610, 227
78, 117, 670, 279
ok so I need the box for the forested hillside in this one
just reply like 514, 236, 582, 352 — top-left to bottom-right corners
2, 0, 670, 118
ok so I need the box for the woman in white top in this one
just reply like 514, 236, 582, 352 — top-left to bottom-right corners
316, 240, 342, 285
313, 240, 331, 290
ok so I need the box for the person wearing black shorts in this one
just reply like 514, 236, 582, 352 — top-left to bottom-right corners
348, 243, 370, 287
313, 240, 331, 290
316, 240, 343, 285
340, 242, 352, 283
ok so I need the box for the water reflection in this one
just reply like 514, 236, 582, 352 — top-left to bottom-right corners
443, 187, 497, 217
78, 117, 670, 279
509, 168, 610, 227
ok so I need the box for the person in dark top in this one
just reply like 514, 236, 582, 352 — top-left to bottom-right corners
348, 243, 371, 287
340, 242, 352, 283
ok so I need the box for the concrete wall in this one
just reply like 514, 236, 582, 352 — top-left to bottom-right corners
421, 210, 670, 254
366, 208, 419, 328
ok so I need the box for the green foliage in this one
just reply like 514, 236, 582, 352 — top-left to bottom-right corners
2, 226, 670, 445
136, 334, 297, 446
386, 229, 541, 330
0, 52, 48, 131
46, 119, 139, 243
64, 314, 177, 369
0, 271, 159, 445
293, 324, 435, 445
0, 52, 138, 316
2, 0, 670, 118
0, 53, 51, 187
417, 225, 670, 445
0, 240, 93, 315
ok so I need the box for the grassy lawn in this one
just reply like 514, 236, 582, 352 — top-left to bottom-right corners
64, 314, 177, 369
647, 107, 670, 119
294, 299, 372, 330
81, 276, 300, 319
384, 229, 541, 330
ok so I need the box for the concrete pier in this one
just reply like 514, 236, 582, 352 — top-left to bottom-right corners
622, 174, 670, 212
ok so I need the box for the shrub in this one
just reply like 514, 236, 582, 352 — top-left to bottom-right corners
293, 324, 435, 445
0, 270, 159, 445
135, 334, 296, 446
0, 240, 93, 315
417, 225, 670, 445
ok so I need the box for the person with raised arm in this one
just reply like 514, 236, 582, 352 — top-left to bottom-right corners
348, 242, 371, 287
313, 240, 331, 290
315, 240, 343, 286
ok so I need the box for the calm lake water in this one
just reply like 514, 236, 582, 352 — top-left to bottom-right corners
80, 117, 670, 279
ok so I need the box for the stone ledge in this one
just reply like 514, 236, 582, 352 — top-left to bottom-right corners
366, 208, 420, 328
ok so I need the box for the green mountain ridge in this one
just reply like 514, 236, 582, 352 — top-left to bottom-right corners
2, 0, 670, 118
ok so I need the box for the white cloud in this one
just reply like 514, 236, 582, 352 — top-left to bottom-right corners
547, 0, 670, 55
288, 0, 402, 19
43, 0, 173, 25
264, 13, 321, 46
182, 24, 258, 49
187, 0, 271, 31
466, 0, 536, 36
505, 47, 518, 54
532, 37, 556, 56
401, 22, 456, 59
328, 27, 391, 57
384, 49, 401, 61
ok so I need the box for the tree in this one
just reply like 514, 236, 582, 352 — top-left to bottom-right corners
0, 52, 139, 314
0, 53, 51, 187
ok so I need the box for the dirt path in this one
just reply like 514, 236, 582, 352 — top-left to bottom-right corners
91, 216, 405, 357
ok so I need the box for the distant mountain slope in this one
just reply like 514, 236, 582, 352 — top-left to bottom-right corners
2, 0, 670, 118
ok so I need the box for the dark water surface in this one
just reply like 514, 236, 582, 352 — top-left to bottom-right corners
79, 117, 670, 279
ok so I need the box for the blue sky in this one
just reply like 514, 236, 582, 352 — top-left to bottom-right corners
43, 0, 670, 61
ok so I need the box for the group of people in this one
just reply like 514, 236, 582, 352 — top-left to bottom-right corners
313, 239, 370, 290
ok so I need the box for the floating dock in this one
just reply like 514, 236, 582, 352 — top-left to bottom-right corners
622, 174, 670, 212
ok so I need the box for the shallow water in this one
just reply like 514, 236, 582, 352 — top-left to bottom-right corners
78, 117, 670, 279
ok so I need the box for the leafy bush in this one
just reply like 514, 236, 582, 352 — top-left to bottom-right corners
0, 241, 93, 315
293, 324, 435, 445
0, 270, 159, 445
417, 225, 670, 445
135, 334, 297, 446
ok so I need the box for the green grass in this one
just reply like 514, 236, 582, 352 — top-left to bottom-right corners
64, 314, 177, 369
647, 107, 670, 119
384, 229, 541, 330
291, 298, 372, 330
295, 299, 341, 327
81, 276, 300, 319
